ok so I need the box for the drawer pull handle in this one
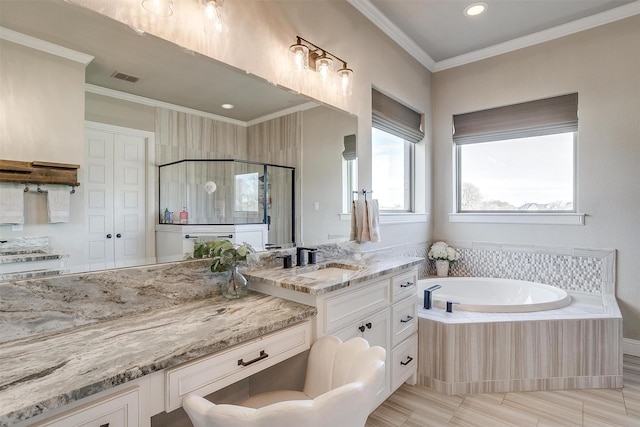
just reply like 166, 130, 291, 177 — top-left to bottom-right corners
358, 325, 365, 333
100, 424, 109, 427
400, 356, 414, 366
400, 315, 414, 323
238, 350, 269, 367
365, 322, 372, 329
400, 281, 413, 288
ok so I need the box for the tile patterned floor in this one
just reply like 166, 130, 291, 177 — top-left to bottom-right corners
366, 355, 640, 427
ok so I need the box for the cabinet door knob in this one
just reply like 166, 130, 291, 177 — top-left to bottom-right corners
365, 322, 372, 329
106, 234, 112, 239
116, 233, 122, 238
358, 325, 365, 333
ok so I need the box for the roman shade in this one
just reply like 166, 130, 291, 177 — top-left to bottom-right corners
452, 93, 578, 145
372, 89, 424, 143
342, 134, 357, 161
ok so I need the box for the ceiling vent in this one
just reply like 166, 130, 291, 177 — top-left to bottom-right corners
110, 71, 139, 83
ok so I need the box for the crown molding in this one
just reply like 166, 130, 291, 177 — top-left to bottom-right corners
0, 26, 94, 65
86, 84, 320, 127
434, 1, 640, 72
85, 84, 248, 127
247, 101, 319, 126
346, 0, 435, 71
347, 1, 640, 74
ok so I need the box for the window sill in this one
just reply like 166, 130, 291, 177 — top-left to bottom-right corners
339, 212, 429, 224
449, 212, 585, 225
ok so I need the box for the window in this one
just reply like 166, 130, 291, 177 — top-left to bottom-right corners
454, 93, 578, 213
371, 88, 423, 212
372, 128, 413, 211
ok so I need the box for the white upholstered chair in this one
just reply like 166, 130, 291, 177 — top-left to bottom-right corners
182, 335, 386, 427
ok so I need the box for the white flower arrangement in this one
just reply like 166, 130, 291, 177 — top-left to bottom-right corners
428, 241, 460, 263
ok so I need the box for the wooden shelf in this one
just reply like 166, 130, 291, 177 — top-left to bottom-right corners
0, 159, 80, 187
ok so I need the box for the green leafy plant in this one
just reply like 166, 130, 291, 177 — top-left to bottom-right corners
190, 239, 255, 273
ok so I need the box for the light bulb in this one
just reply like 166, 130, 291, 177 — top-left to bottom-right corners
316, 57, 333, 82
338, 67, 353, 96
289, 43, 309, 71
202, 0, 225, 35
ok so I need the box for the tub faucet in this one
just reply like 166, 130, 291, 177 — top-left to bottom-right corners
423, 285, 441, 309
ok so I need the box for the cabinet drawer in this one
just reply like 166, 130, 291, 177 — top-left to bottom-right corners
165, 321, 311, 411
37, 388, 139, 427
391, 333, 418, 392
323, 279, 390, 334
391, 296, 417, 347
391, 270, 417, 303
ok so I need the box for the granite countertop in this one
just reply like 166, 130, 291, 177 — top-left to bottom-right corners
0, 291, 316, 426
0, 259, 317, 426
244, 256, 425, 295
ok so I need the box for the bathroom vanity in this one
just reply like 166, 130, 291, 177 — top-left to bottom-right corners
0, 260, 316, 427
245, 255, 423, 407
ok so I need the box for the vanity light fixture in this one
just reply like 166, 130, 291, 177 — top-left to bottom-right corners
201, 0, 225, 35
141, 0, 174, 17
289, 36, 354, 96
464, 2, 487, 17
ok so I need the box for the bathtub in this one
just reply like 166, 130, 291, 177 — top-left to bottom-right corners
418, 277, 571, 313
415, 276, 623, 394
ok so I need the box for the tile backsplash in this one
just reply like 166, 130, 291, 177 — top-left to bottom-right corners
425, 241, 615, 296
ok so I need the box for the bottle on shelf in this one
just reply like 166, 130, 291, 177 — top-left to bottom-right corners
179, 207, 189, 224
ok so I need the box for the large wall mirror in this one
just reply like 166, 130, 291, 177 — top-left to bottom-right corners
0, 0, 356, 280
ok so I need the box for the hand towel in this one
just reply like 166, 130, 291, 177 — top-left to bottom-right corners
360, 200, 371, 242
0, 187, 25, 224
367, 199, 381, 242
352, 200, 367, 242
350, 200, 358, 241
47, 188, 71, 223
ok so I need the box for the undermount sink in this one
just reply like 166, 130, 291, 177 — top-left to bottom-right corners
297, 267, 356, 280
296, 262, 365, 280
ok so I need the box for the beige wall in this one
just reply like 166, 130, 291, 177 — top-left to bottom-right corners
0, 40, 86, 269
85, 92, 155, 132
432, 16, 640, 340
301, 106, 357, 245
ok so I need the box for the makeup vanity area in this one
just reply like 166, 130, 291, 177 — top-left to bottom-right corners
0, 252, 422, 427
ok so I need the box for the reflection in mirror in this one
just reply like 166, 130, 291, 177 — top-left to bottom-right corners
0, 0, 355, 281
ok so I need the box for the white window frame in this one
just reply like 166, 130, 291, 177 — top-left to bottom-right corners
449, 94, 585, 225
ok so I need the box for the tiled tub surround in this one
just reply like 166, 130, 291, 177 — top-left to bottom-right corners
417, 242, 622, 395
0, 259, 316, 426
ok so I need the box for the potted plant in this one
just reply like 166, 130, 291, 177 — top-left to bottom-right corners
427, 241, 460, 277
191, 239, 255, 298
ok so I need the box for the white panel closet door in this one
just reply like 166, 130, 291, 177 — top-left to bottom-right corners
85, 128, 147, 271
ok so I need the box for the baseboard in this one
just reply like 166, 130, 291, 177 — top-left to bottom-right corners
623, 338, 640, 357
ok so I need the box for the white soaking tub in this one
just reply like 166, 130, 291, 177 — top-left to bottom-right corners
418, 277, 571, 313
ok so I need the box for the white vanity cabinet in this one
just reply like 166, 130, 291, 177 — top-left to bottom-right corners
255, 266, 419, 405
32, 388, 140, 427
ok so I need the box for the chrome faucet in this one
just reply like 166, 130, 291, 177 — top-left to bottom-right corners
423, 285, 441, 309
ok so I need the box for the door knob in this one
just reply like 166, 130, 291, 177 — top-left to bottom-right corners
106, 234, 112, 239
116, 233, 122, 238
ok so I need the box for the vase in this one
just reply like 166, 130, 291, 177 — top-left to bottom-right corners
435, 260, 449, 277
220, 265, 248, 299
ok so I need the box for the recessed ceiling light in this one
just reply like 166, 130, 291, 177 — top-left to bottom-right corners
221, 103, 234, 109
464, 2, 487, 17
